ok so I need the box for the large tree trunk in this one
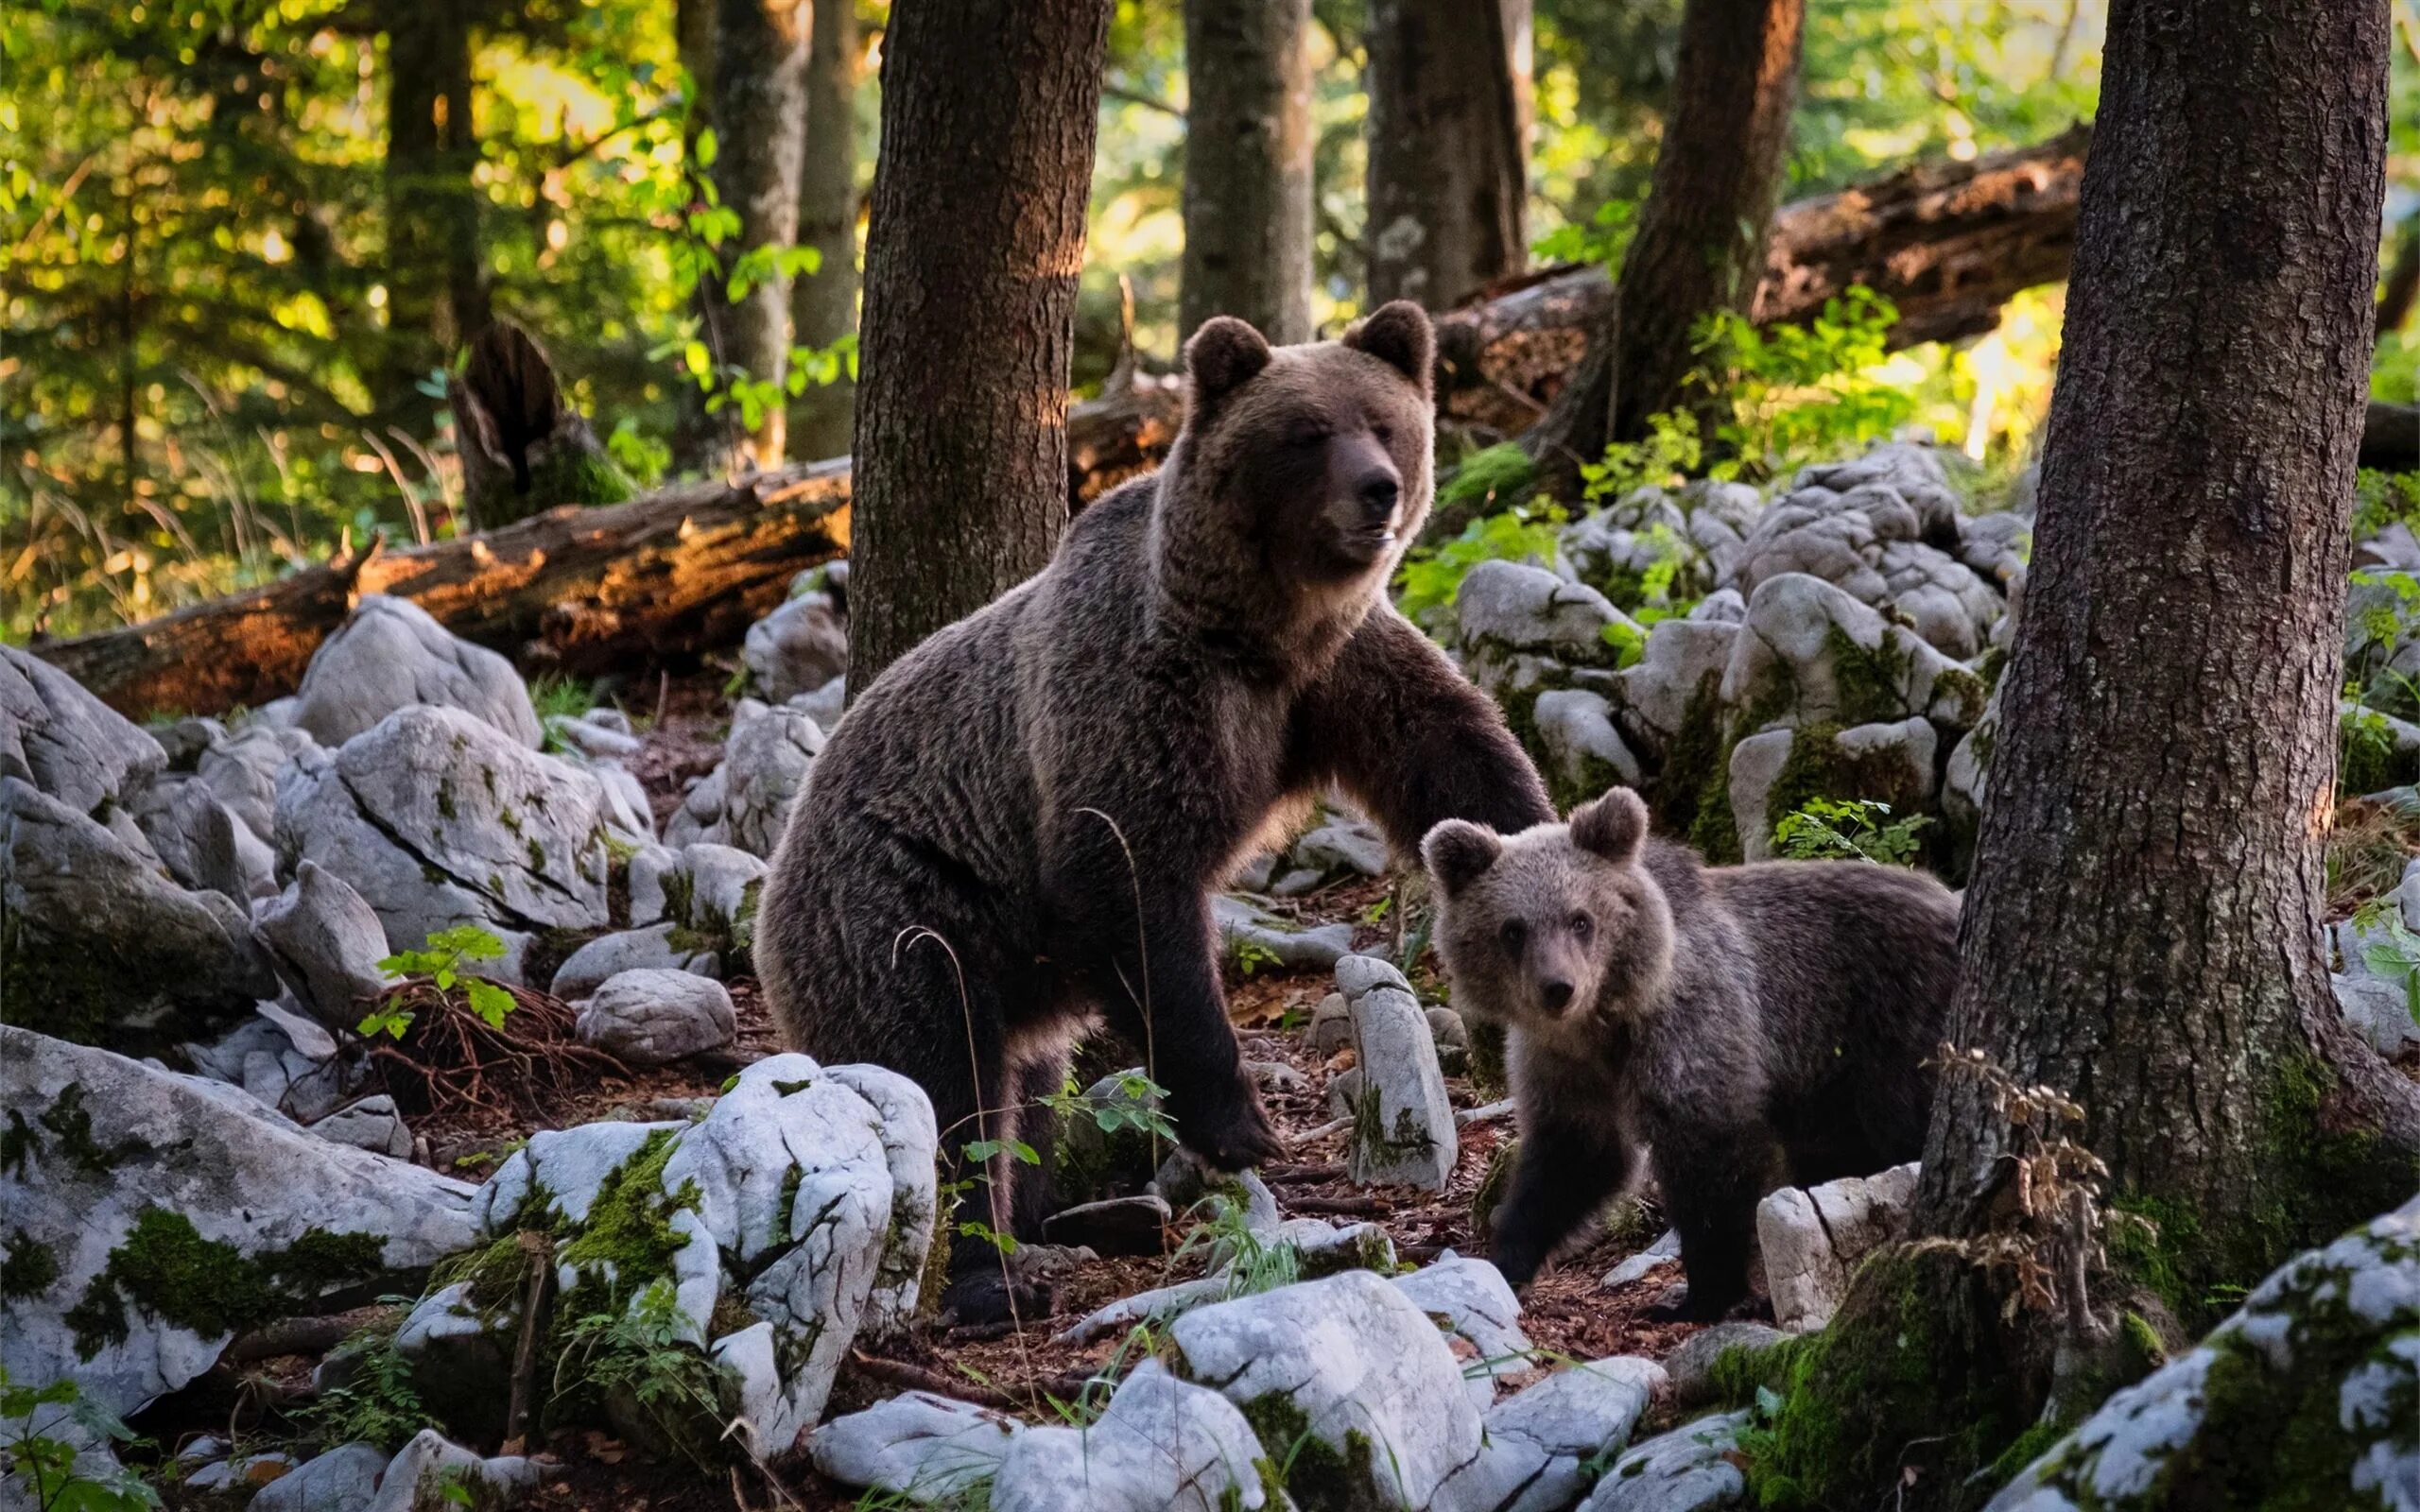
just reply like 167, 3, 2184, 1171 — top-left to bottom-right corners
786, 0, 862, 462
709, 0, 812, 468
1517, 0, 1803, 481
846, 0, 1110, 694
383, 0, 487, 414
1363, 0, 1529, 310
1179, 0, 1315, 343
1919, 0, 2420, 1262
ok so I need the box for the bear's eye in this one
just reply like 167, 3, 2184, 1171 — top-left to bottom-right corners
1371, 422, 1394, 445
1568, 911, 1593, 940
1498, 919, 1528, 954
1286, 421, 1332, 448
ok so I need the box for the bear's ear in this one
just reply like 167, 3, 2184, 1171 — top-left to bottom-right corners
1423, 819, 1503, 899
1185, 317, 1273, 405
1569, 788, 1649, 867
1346, 301, 1435, 392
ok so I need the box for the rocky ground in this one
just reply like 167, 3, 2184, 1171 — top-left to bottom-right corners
7, 442, 2417, 1512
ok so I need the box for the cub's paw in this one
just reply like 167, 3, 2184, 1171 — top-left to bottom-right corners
939, 1266, 1057, 1329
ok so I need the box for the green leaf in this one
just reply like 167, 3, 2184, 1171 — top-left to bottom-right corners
465, 979, 515, 1030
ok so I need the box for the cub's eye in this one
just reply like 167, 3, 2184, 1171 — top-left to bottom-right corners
1498, 919, 1528, 954
1568, 912, 1594, 940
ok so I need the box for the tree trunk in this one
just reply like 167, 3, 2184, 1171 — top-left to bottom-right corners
709, 0, 812, 467
1916, 0, 2420, 1287
1179, 0, 1315, 343
1181, 0, 1316, 340
449, 322, 632, 530
670, 0, 735, 476
383, 0, 486, 414
1517, 0, 1803, 481
786, 0, 862, 462
846, 0, 1111, 694
1363, 0, 1529, 310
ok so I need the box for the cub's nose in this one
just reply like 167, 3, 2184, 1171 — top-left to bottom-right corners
1541, 980, 1575, 1014
1357, 471, 1401, 523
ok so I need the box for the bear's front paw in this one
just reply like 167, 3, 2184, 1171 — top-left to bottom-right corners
1175, 1082, 1286, 1172
940, 1266, 1057, 1329
1643, 1281, 1741, 1323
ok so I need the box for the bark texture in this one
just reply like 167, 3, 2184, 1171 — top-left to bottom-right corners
1518, 0, 1802, 475
382, 0, 486, 411
847, 0, 1111, 693
709, 0, 813, 466
1363, 0, 1529, 309
1918, 0, 2420, 1289
786, 0, 862, 462
1179, 0, 1315, 343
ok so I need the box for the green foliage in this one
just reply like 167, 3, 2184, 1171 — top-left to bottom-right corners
552, 1279, 735, 1471
1531, 197, 1639, 270
1042, 1072, 1178, 1146
367, 924, 515, 1039
1692, 288, 1916, 480
1229, 937, 1286, 979
298, 1312, 428, 1452
1395, 502, 1569, 629
1581, 410, 1703, 502
2349, 895, 2420, 1027
0, 1367, 161, 1512
2339, 698, 2405, 799
529, 675, 600, 736
1176, 1195, 1305, 1300
1771, 798, 1929, 866
2353, 471, 2420, 541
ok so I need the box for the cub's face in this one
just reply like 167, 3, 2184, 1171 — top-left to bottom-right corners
1177, 302, 1437, 590
1422, 788, 1676, 1040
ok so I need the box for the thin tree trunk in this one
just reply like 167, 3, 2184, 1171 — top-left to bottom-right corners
1180, 0, 1315, 343
786, 0, 861, 462
1518, 0, 1803, 481
1363, 0, 1529, 310
670, 0, 735, 476
846, 0, 1111, 694
383, 0, 485, 414
1920, 0, 2420, 1288
710, 0, 812, 467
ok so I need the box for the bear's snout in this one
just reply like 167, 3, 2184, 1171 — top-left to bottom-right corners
1356, 469, 1401, 524
1540, 978, 1576, 1015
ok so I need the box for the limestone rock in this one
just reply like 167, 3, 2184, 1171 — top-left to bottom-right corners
1438, 1357, 1666, 1512
1756, 1161, 1919, 1332
1215, 894, 1357, 972
293, 595, 542, 749
0, 1026, 477, 1421
1393, 1251, 1532, 1406
1339, 954, 1458, 1190
574, 969, 736, 1066
743, 572, 850, 703
1662, 1321, 1789, 1411
252, 860, 393, 1032
311, 1096, 413, 1160
0, 643, 164, 813
549, 923, 719, 1000
1169, 1268, 1485, 1510
1533, 689, 1644, 809
2, 778, 279, 1054
806, 1391, 1024, 1503
247, 1442, 390, 1512
1577, 1409, 1750, 1512
990, 1360, 1276, 1512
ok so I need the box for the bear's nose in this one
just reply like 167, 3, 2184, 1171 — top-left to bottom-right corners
1541, 980, 1574, 1014
1357, 472, 1400, 523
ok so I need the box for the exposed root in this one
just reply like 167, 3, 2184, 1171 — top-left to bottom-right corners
366, 982, 628, 1122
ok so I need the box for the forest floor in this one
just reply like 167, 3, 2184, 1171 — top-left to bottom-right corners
139, 679, 1720, 1512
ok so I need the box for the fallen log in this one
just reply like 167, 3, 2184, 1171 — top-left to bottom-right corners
1433, 124, 2091, 437
38, 131, 2089, 718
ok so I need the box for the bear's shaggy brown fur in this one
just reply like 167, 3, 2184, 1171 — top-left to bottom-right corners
1425, 786, 1959, 1319
758, 302, 1553, 1317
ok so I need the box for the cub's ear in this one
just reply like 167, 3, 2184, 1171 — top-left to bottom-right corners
1185, 316, 1273, 405
1569, 787, 1650, 867
1423, 818, 1503, 899
1346, 301, 1435, 392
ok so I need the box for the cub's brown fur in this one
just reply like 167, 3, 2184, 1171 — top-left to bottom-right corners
758, 302, 1553, 1318
1424, 787, 1958, 1319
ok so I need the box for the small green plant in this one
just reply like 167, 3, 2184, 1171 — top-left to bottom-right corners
297, 1312, 426, 1452
2340, 697, 2404, 798
1394, 501, 1569, 629
1176, 1194, 1304, 1300
364, 924, 516, 1040
2349, 895, 2420, 1025
1582, 409, 1704, 503
529, 674, 601, 742
1231, 937, 1285, 979
0, 1366, 163, 1512
552, 1279, 735, 1470
1691, 287, 1915, 481
1771, 797, 1928, 866
1040, 1073, 1177, 1146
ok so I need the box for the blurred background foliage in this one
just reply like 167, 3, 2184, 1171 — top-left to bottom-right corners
1, 0, 2414, 639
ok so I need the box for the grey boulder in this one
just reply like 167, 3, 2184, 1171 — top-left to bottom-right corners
575, 969, 737, 1066
0, 643, 164, 813
293, 595, 541, 749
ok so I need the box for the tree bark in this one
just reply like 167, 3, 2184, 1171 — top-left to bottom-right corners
709, 0, 812, 467
786, 0, 862, 462
1919, 0, 2420, 1291
1434, 127, 2089, 441
1515, 0, 1803, 480
670, 0, 735, 476
1363, 0, 1529, 310
1180, 0, 1316, 343
846, 0, 1111, 694
383, 0, 487, 414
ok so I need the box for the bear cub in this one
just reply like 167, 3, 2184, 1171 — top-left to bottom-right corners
757, 301, 1554, 1321
1424, 786, 1959, 1319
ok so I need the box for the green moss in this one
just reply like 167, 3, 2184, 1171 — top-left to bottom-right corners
40, 1086, 148, 1177
1982, 1418, 2068, 1489
1687, 736, 1745, 864
436, 781, 457, 821
527, 442, 635, 507
1238, 1391, 1382, 1512
1652, 671, 1730, 842
1437, 443, 1536, 515
66, 1209, 387, 1358
554, 1127, 698, 1308
1932, 665, 1989, 728
1707, 1333, 1810, 1407
1, 1110, 35, 1177
1, 1231, 60, 1298
1823, 622, 1915, 728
